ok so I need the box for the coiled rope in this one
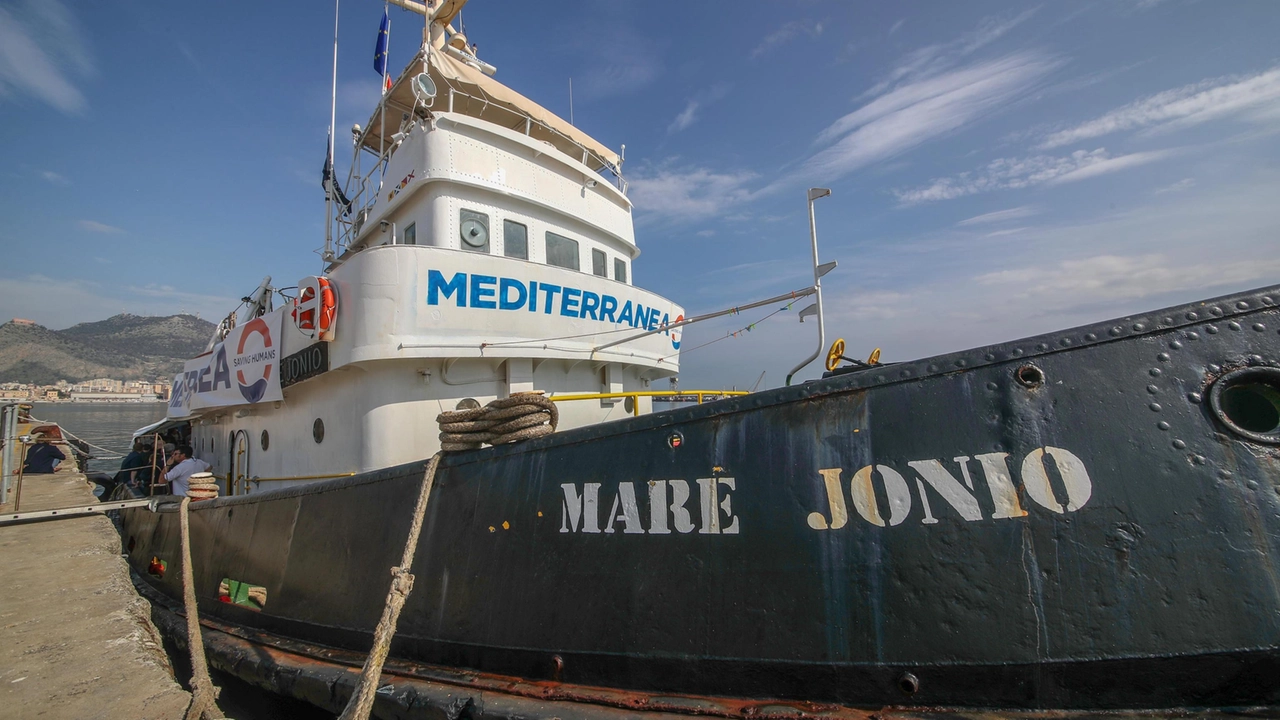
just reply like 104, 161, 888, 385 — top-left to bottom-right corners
436, 392, 558, 451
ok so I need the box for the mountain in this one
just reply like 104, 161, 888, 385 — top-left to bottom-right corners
59, 314, 215, 360
0, 314, 215, 384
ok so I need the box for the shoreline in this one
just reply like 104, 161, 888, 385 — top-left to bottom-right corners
28, 399, 167, 404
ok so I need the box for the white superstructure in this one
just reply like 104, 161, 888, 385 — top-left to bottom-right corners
166, 1, 683, 492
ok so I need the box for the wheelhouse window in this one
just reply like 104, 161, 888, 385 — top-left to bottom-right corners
545, 232, 579, 271
459, 209, 490, 253
503, 220, 528, 260
591, 249, 607, 277
402, 222, 416, 245
614, 258, 627, 283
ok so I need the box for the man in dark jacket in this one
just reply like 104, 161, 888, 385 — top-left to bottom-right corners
114, 440, 151, 489
23, 433, 66, 474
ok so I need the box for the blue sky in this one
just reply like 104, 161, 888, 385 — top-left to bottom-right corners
1, 0, 1278, 389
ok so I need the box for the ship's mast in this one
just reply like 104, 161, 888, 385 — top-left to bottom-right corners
323, 0, 340, 264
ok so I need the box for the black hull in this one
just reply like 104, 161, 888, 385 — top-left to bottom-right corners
122, 284, 1280, 712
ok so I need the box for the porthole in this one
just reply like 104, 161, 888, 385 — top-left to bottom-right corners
456, 398, 481, 410
1209, 366, 1280, 444
1015, 364, 1045, 388
260, 430, 270, 451
313, 418, 325, 444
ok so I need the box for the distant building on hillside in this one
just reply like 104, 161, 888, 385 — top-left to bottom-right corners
69, 391, 155, 402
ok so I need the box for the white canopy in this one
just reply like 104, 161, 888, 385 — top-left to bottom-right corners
360, 47, 620, 174
132, 417, 190, 442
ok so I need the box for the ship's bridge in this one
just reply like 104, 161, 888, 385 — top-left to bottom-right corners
332, 28, 634, 270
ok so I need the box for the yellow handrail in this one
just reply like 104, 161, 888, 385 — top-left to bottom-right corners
217, 471, 357, 496
211, 392, 747, 492
250, 472, 357, 483
549, 390, 749, 416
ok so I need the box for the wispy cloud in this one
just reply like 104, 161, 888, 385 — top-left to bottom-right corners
1153, 177, 1195, 195
40, 170, 69, 186
576, 56, 660, 102
0, 0, 92, 114
895, 148, 1170, 204
983, 226, 1031, 237
862, 9, 1039, 97
628, 165, 758, 223
79, 220, 126, 234
975, 253, 1280, 304
779, 52, 1060, 191
685, 255, 814, 305
1051, 150, 1169, 183
668, 101, 700, 134
571, 22, 661, 102
667, 84, 731, 134
1040, 67, 1280, 148
888, 19, 906, 36
957, 206, 1039, 225
751, 20, 824, 60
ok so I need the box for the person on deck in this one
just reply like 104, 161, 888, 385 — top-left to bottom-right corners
115, 440, 149, 489
162, 444, 210, 497
23, 433, 66, 474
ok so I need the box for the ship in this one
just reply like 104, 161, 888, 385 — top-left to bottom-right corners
120, 1, 1280, 717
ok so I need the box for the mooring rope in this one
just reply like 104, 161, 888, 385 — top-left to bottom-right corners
179, 494, 224, 720
338, 453, 442, 720
23, 414, 126, 459
339, 393, 562, 719
436, 392, 558, 451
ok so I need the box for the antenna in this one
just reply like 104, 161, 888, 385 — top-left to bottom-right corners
569, 77, 574, 126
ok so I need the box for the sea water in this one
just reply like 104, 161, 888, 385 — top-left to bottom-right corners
29, 403, 167, 475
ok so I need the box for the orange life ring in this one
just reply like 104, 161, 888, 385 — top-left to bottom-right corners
317, 281, 336, 336
292, 276, 338, 341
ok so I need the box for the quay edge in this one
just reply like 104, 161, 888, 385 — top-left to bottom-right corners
0, 425, 190, 719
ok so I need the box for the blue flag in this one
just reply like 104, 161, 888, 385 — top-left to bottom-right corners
373, 9, 389, 78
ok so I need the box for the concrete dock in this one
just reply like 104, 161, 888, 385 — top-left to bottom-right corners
0, 431, 191, 719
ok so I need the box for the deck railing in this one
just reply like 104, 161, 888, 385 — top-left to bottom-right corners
333, 86, 625, 258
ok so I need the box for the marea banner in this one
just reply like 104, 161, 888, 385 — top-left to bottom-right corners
170, 309, 285, 414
